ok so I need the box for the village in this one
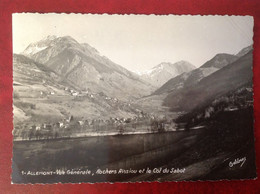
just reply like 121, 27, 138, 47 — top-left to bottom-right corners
13, 80, 178, 141
13, 110, 177, 141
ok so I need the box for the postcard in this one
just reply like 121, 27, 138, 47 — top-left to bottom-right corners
12, 13, 256, 183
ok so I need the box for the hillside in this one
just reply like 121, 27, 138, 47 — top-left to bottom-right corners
164, 50, 253, 111
13, 54, 145, 127
236, 45, 253, 58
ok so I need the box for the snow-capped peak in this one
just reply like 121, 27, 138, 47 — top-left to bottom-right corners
21, 35, 60, 56
43, 35, 57, 41
22, 45, 48, 56
138, 61, 196, 87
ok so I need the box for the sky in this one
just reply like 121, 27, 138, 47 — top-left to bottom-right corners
13, 13, 253, 72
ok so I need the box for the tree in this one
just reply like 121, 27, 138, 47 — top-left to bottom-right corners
118, 125, 124, 135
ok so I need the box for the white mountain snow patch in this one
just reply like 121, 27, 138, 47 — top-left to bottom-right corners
139, 61, 196, 87
22, 46, 48, 56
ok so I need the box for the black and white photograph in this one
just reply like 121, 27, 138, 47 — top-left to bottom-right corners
12, 13, 256, 183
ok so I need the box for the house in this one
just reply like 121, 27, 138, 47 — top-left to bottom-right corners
30, 125, 36, 130
224, 106, 239, 112
60, 122, 64, 128
72, 92, 79, 96
78, 121, 84, 126
66, 116, 74, 123
55, 122, 64, 128
43, 124, 52, 130
246, 87, 253, 92
82, 90, 89, 94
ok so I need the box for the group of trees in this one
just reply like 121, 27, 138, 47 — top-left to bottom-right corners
13, 116, 169, 140
13, 127, 60, 140
176, 86, 253, 129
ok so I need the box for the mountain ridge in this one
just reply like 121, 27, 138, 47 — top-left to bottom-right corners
21, 35, 154, 100
139, 60, 196, 87
163, 49, 253, 111
154, 53, 239, 95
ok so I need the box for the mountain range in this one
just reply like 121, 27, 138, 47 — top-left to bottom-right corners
138, 61, 196, 87
154, 53, 239, 95
13, 35, 253, 126
137, 45, 252, 115
161, 47, 253, 111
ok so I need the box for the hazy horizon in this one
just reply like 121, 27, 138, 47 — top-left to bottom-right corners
13, 13, 253, 72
